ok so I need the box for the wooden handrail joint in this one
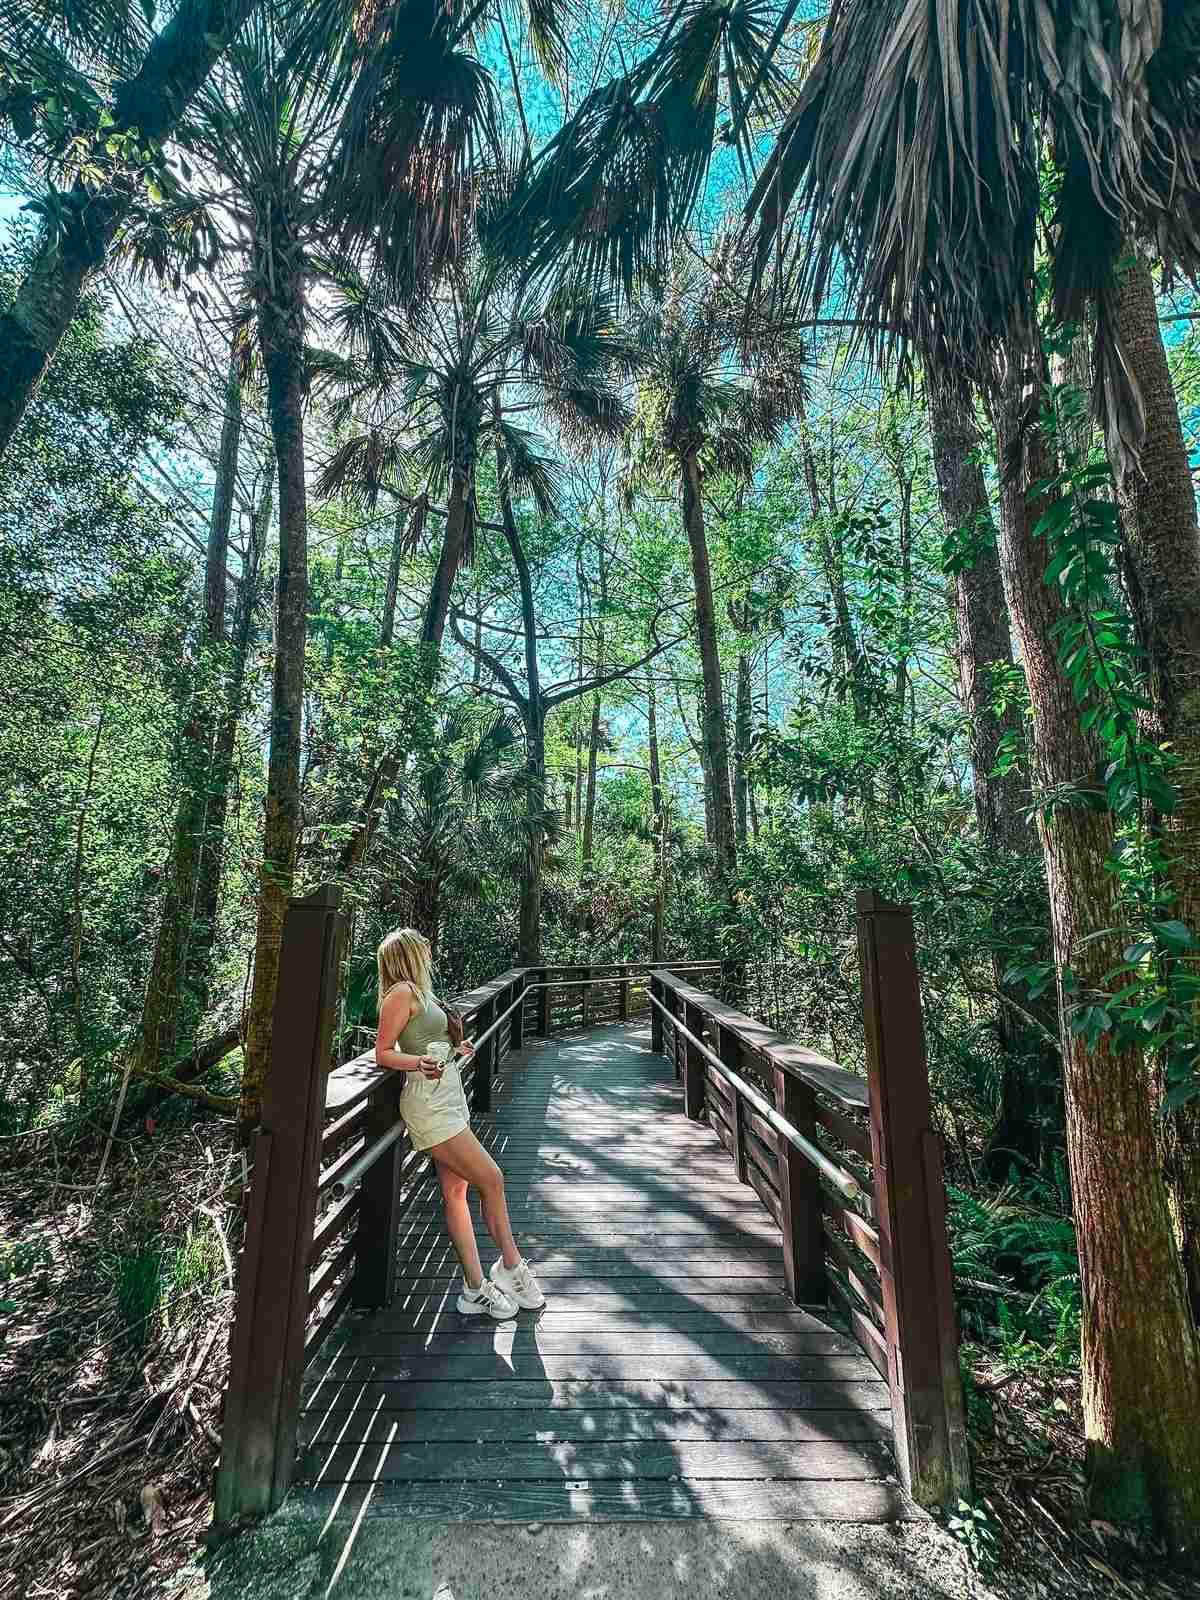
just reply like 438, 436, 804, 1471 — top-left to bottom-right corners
648, 994, 860, 1201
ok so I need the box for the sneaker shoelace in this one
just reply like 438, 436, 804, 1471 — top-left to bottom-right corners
510, 1261, 534, 1292
477, 1278, 510, 1308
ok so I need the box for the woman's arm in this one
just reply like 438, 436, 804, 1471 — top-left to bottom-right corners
375, 988, 442, 1077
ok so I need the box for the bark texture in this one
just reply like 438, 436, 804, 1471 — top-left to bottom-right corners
928, 372, 1028, 852
241, 202, 308, 1136
681, 451, 737, 882
992, 366, 1200, 1549
648, 683, 669, 962
421, 467, 471, 646
929, 372, 1059, 1174
1113, 248, 1200, 1322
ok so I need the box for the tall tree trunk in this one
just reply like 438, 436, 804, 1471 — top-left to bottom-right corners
681, 450, 737, 883
132, 357, 243, 1079
927, 373, 1028, 852
188, 454, 272, 1016
928, 372, 1056, 1174
421, 469, 469, 647
582, 696, 601, 875
992, 359, 1200, 1548
494, 410, 545, 965
206, 360, 241, 641
0, 0, 262, 457
648, 682, 665, 962
734, 652, 751, 846
581, 532, 607, 889
1112, 247, 1200, 1323
241, 202, 309, 1137
799, 396, 865, 713
893, 469, 913, 713
380, 502, 405, 649
412, 879, 440, 952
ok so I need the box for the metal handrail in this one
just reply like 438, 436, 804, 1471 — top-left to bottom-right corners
525, 976, 646, 990
467, 988, 526, 1052
331, 1119, 407, 1199
648, 993, 860, 1202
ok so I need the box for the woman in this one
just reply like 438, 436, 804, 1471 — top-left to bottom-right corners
374, 927, 545, 1320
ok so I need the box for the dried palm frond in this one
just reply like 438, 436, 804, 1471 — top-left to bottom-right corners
743, 0, 1200, 464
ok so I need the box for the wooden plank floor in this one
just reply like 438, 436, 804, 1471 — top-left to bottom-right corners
297, 1022, 913, 1521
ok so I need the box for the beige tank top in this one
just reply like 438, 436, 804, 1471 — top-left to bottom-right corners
392, 985, 451, 1055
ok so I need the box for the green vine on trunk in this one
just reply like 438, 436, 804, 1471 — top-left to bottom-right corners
1022, 356, 1199, 1108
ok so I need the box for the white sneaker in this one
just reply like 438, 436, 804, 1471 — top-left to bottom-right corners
456, 1277, 517, 1320
490, 1257, 546, 1310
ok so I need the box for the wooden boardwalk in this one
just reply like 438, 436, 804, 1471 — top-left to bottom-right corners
296, 1021, 914, 1521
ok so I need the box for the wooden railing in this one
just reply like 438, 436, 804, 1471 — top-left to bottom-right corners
214, 913, 720, 1522
649, 891, 970, 1511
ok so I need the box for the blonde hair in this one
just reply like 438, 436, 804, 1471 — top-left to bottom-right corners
377, 927, 433, 1010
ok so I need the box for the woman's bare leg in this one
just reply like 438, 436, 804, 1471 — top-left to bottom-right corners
435, 1161, 484, 1288
431, 1128, 521, 1270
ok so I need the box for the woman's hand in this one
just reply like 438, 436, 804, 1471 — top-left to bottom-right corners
454, 1039, 475, 1060
418, 1054, 444, 1080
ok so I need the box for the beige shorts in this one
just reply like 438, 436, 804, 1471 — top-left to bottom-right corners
400, 1059, 470, 1152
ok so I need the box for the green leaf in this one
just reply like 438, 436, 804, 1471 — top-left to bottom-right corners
1151, 920, 1195, 952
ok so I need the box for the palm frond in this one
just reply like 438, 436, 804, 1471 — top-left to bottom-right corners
324, 0, 499, 302
3, 0, 149, 83
490, 0, 786, 291
513, 0, 573, 87
316, 428, 407, 505
495, 419, 563, 515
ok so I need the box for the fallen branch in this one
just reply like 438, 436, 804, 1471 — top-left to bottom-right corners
123, 1023, 243, 1122
129, 1067, 237, 1113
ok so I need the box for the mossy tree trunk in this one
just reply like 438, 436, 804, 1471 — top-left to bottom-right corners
240, 200, 309, 1138
1112, 247, 1200, 1323
993, 360, 1200, 1551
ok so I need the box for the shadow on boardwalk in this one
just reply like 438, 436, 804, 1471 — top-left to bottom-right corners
249, 1023, 919, 1594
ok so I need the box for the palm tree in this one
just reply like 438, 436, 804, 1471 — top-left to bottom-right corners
315, 250, 631, 647
0, 0, 272, 457
380, 710, 539, 953
734, 3, 1200, 1546
742, 1, 1200, 467
620, 247, 808, 884
309, 251, 631, 916
1112, 248, 1200, 1324
174, 0, 514, 1132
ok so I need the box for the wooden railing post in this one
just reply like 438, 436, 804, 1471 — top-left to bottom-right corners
650, 973, 664, 1053
618, 974, 629, 1021
473, 993, 497, 1112
717, 1024, 748, 1182
856, 891, 970, 1510
681, 998, 707, 1121
215, 886, 345, 1523
537, 968, 550, 1037
351, 1072, 404, 1308
774, 1069, 826, 1306
510, 974, 526, 1052
580, 965, 591, 1029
